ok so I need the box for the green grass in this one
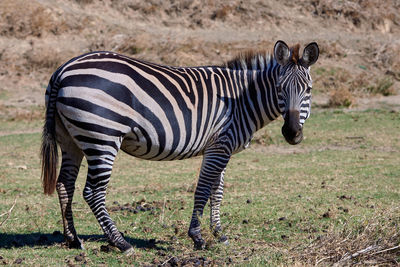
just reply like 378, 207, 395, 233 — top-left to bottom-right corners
0, 109, 399, 265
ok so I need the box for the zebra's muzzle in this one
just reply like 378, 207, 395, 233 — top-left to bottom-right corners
281, 110, 303, 145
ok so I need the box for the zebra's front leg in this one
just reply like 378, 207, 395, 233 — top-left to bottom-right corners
210, 168, 228, 244
188, 150, 230, 250
83, 153, 133, 255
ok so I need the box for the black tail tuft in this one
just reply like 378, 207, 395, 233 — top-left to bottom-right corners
41, 76, 60, 195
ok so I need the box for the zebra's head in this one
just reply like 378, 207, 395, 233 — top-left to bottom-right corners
273, 40, 319, 145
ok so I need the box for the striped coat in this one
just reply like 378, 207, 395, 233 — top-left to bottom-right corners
41, 40, 319, 253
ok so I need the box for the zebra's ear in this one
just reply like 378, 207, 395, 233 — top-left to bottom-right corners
301, 42, 319, 67
274, 40, 290, 66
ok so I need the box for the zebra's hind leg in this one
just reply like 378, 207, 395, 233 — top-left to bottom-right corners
83, 151, 133, 255
210, 168, 228, 245
56, 128, 84, 249
188, 149, 231, 250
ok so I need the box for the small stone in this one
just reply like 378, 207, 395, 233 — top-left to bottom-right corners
14, 258, 23, 264
137, 205, 146, 212
193, 258, 201, 266
92, 248, 99, 256
246, 199, 252, 204
322, 212, 331, 218
242, 219, 249, 224
74, 255, 83, 262
338, 195, 353, 200
157, 251, 166, 256
100, 245, 110, 253
219, 235, 228, 244
152, 258, 161, 265
169, 256, 179, 266
278, 217, 286, 221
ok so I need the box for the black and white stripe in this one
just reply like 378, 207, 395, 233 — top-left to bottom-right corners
41, 40, 319, 253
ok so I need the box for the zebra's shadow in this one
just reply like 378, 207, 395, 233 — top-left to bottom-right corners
0, 232, 168, 251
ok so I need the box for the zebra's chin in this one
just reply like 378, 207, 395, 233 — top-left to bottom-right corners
283, 130, 303, 145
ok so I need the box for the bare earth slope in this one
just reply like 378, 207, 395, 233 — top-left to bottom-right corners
0, 0, 399, 118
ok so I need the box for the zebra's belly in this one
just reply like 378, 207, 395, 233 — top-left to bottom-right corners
120, 129, 202, 161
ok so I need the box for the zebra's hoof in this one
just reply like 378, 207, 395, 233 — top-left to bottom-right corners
123, 247, 135, 257
218, 235, 229, 245
113, 242, 133, 254
193, 238, 206, 250
67, 239, 84, 250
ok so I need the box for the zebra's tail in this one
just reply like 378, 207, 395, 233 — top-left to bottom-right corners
41, 73, 60, 195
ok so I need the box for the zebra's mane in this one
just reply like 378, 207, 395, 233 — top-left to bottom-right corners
224, 44, 301, 71
224, 50, 272, 71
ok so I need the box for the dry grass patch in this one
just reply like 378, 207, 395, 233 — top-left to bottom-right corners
292, 206, 400, 266
367, 77, 396, 96
0, 0, 82, 38
0, 105, 44, 122
328, 87, 354, 108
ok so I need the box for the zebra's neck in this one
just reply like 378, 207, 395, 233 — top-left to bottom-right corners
230, 61, 282, 134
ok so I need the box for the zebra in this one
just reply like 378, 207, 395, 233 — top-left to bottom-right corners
41, 40, 319, 255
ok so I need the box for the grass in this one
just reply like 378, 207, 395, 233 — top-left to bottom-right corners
367, 77, 395, 96
0, 108, 399, 266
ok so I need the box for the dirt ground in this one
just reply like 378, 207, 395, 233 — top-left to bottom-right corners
0, 0, 399, 119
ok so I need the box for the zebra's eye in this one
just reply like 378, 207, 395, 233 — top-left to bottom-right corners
306, 87, 312, 94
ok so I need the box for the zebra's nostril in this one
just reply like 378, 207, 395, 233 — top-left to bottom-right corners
295, 131, 301, 138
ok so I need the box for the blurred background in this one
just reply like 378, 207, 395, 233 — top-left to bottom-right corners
0, 0, 399, 122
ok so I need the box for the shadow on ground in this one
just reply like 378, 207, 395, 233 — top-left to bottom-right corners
0, 232, 167, 250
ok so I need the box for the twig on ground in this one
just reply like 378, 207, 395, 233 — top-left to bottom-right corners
371, 245, 400, 256
160, 196, 166, 225
316, 256, 334, 266
0, 198, 17, 227
161, 256, 174, 266
334, 245, 380, 266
